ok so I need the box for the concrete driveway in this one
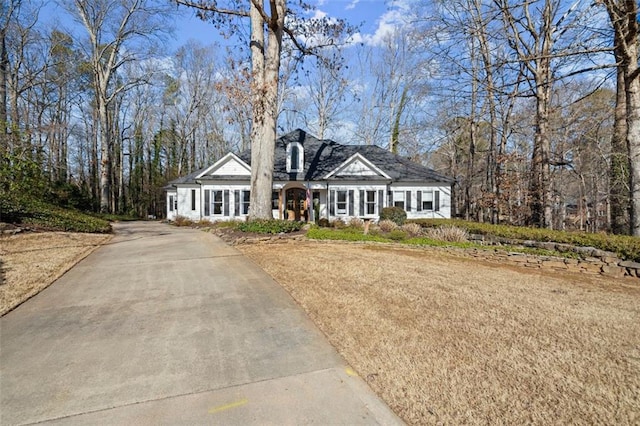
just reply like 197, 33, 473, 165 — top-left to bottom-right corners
0, 221, 402, 425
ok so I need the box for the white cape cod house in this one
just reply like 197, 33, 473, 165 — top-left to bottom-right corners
165, 129, 453, 222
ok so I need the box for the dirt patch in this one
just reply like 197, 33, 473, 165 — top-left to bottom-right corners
238, 240, 640, 425
0, 231, 112, 315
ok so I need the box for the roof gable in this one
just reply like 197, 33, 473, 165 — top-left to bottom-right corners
196, 153, 250, 178
324, 153, 391, 179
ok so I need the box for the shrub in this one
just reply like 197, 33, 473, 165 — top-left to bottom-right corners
197, 218, 215, 228
378, 219, 398, 232
388, 229, 408, 241
401, 222, 423, 237
331, 218, 347, 229
348, 217, 364, 228
380, 206, 407, 225
426, 225, 469, 242
317, 217, 331, 227
174, 216, 194, 227
236, 219, 303, 234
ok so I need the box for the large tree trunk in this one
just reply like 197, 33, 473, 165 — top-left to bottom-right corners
610, 40, 630, 234
248, 0, 284, 220
605, 0, 640, 235
627, 29, 640, 235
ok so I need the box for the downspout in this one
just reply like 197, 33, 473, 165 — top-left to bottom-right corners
326, 182, 330, 220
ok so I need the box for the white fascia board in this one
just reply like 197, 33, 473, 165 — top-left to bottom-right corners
195, 153, 251, 179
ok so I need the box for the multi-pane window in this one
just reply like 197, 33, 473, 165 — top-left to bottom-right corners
336, 190, 347, 215
242, 190, 250, 215
272, 191, 279, 210
422, 191, 434, 210
290, 146, 299, 171
420, 190, 440, 211
366, 190, 376, 215
212, 190, 223, 215
393, 191, 405, 209
169, 195, 175, 212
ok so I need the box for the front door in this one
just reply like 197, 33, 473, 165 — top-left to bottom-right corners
285, 188, 307, 221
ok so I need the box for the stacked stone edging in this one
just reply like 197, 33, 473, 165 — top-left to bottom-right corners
468, 234, 637, 280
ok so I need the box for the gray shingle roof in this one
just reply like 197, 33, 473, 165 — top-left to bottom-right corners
167, 129, 453, 186
238, 129, 453, 183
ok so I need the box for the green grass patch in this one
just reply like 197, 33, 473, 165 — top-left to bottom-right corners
307, 227, 389, 242
236, 219, 304, 234
307, 227, 578, 259
1, 197, 111, 233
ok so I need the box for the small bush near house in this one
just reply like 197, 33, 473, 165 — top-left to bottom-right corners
317, 217, 331, 227
348, 217, 364, 229
401, 222, 423, 237
378, 219, 398, 232
380, 206, 407, 226
173, 216, 194, 227
331, 218, 347, 229
425, 225, 469, 242
236, 219, 303, 234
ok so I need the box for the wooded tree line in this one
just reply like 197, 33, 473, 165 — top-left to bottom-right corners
0, 0, 638, 235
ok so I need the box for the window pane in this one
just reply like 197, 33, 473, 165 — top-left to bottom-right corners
366, 190, 376, 215
423, 191, 433, 210
213, 190, 223, 215
337, 190, 347, 214
291, 146, 299, 170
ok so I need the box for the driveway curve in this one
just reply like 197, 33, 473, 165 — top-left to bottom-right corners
1, 221, 402, 425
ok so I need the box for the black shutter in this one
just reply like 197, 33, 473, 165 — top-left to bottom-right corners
388, 191, 393, 206
359, 190, 365, 216
348, 190, 354, 216
234, 190, 240, 216
223, 190, 230, 216
330, 190, 335, 216
204, 191, 210, 216
378, 190, 384, 213
417, 191, 422, 211
191, 190, 196, 210
435, 190, 440, 212
406, 191, 411, 212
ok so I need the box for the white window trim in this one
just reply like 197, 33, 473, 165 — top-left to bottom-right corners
336, 190, 348, 215
393, 190, 405, 209
365, 190, 377, 216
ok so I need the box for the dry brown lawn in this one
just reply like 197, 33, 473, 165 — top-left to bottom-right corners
0, 231, 111, 315
239, 241, 640, 425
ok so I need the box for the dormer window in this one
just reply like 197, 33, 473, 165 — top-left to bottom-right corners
286, 142, 304, 173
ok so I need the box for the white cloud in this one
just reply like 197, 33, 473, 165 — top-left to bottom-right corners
351, 0, 415, 47
345, 0, 360, 11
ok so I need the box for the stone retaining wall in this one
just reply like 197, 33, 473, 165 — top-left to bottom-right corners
212, 228, 637, 281
467, 234, 639, 280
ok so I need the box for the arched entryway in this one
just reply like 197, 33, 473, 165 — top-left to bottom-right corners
285, 187, 308, 221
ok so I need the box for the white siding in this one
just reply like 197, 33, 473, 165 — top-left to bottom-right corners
389, 184, 452, 219
210, 158, 250, 176
176, 186, 201, 221
336, 159, 378, 176
166, 190, 177, 221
